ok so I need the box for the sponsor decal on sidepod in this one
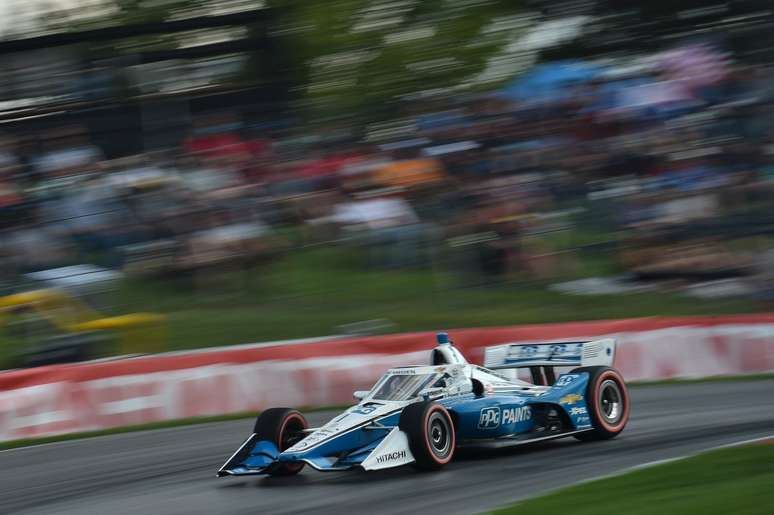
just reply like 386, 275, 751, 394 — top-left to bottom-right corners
559, 394, 583, 405
479, 406, 532, 429
376, 450, 407, 464
479, 407, 500, 428
554, 374, 578, 387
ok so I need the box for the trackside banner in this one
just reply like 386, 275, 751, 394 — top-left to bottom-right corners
1, 315, 774, 441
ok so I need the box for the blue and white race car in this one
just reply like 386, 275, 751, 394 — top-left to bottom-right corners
217, 332, 630, 475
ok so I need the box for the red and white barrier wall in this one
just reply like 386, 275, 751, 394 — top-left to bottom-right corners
1, 315, 774, 441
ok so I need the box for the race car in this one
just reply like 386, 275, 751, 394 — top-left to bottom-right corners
217, 332, 630, 475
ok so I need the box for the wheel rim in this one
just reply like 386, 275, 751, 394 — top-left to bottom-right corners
427, 411, 451, 457
280, 416, 306, 451
598, 379, 623, 425
276, 414, 307, 474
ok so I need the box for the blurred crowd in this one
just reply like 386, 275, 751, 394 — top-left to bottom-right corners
2, 43, 774, 298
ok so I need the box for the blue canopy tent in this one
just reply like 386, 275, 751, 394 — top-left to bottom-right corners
499, 61, 604, 103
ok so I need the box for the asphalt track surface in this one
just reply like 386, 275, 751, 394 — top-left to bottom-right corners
2, 380, 774, 515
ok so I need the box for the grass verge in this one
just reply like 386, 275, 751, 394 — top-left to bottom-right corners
1, 246, 766, 367
492, 442, 774, 515
115, 247, 763, 353
0, 405, 345, 452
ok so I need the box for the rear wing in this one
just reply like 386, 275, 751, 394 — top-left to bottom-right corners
484, 338, 616, 371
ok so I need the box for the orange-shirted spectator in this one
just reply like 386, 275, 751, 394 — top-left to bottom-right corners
373, 157, 445, 188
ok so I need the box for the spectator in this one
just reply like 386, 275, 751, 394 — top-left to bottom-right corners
34, 126, 102, 178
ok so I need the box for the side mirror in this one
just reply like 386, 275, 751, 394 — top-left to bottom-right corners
421, 387, 444, 401
353, 390, 368, 401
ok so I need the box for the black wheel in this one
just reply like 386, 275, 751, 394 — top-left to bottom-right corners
571, 366, 630, 441
399, 401, 455, 470
254, 408, 308, 476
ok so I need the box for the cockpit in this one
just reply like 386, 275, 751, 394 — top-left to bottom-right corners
368, 371, 448, 401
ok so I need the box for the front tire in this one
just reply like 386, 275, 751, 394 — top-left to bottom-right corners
399, 401, 456, 470
571, 366, 630, 441
254, 408, 308, 476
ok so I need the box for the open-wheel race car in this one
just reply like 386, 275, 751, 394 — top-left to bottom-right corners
217, 332, 630, 475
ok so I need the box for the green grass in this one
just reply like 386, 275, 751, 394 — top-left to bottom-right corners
0, 245, 766, 363
114, 247, 762, 352
492, 443, 774, 515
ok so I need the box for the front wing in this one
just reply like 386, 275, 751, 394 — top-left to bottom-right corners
217, 427, 415, 476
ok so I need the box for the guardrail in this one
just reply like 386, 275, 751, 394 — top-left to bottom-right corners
1, 314, 774, 441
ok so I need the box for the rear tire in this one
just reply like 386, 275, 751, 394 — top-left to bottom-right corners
571, 366, 630, 441
254, 408, 308, 476
399, 401, 455, 470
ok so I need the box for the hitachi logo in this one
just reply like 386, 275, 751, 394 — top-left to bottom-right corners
376, 450, 406, 463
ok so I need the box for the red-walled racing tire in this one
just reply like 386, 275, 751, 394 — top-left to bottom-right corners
571, 366, 630, 441
399, 401, 456, 470
254, 408, 308, 476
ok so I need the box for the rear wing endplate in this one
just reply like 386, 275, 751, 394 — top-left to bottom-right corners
483, 338, 616, 370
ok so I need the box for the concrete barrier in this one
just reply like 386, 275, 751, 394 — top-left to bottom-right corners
2, 315, 773, 441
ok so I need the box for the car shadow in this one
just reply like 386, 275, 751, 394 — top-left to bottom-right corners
454, 436, 584, 462
217, 438, 586, 488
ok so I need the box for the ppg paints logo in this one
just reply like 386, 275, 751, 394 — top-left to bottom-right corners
478, 406, 532, 429
479, 407, 501, 429
502, 406, 531, 425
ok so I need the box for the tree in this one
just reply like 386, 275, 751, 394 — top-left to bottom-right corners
32, 0, 536, 122
265, 0, 531, 121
